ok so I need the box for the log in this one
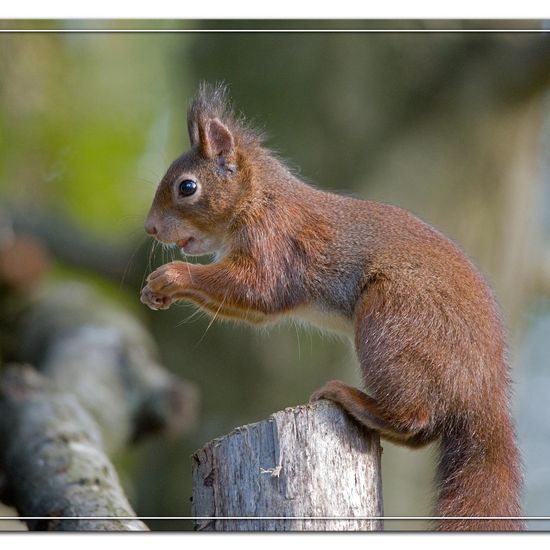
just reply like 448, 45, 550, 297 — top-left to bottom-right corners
192, 400, 383, 531
15, 281, 199, 453
0, 276, 198, 530
0, 365, 147, 531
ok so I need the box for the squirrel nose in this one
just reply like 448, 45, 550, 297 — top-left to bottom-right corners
144, 219, 158, 236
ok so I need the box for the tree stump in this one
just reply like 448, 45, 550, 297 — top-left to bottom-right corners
192, 400, 383, 531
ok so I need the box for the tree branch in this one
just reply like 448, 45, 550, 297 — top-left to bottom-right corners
0, 365, 148, 531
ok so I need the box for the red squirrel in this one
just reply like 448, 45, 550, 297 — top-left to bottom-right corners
141, 83, 523, 531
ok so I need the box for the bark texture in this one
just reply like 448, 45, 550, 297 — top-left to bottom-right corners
0, 279, 199, 531
0, 365, 147, 531
192, 400, 383, 531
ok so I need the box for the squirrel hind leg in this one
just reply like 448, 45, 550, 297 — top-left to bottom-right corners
309, 380, 435, 448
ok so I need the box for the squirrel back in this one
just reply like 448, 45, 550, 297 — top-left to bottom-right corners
142, 83, 523, 530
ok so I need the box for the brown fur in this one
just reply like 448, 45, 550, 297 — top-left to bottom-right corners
141, 83, 523, 531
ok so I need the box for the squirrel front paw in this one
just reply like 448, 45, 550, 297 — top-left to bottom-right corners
140, 286, 174, 310
140, 261, 189, 311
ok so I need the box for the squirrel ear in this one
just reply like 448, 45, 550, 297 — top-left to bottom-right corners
200, 118, 235, 160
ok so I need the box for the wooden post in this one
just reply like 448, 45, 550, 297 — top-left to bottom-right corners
192, 400, 383, 531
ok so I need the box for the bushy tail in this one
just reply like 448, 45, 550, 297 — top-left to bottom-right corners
435, 411, 524, 531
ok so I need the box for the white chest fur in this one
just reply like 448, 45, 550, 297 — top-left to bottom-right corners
291, 304, 355, 339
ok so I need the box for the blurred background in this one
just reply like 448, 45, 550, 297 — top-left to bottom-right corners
1, 20, 550, 531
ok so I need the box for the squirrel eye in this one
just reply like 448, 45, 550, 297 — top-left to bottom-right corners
178, 179, 197, 197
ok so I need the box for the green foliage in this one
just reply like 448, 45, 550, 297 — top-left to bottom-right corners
0, 33, 189, 240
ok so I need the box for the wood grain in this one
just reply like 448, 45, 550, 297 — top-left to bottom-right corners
192, 400, 383, 531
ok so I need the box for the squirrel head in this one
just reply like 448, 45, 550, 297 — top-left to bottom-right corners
144, 82, 264, 257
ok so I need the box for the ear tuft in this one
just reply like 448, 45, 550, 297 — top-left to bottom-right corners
186, 82, 265, 153
188, 119, 199, 148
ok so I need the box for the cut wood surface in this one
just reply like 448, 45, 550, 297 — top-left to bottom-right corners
192, 400, 383, 531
